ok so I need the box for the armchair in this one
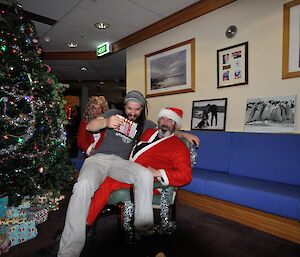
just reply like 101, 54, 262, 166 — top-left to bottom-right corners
88, 137, 197, 242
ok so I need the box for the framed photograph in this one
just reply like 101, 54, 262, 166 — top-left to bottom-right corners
245, 95, 296, 133
191, 98, 227, 131
217, 42, 248, 88
282, 0, 300, 79
145, 38, 195, 97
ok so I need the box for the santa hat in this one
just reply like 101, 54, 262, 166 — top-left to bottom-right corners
157, 107, 183, 129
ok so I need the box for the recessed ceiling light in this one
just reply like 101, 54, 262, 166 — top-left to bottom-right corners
95, 22, 110, 29
67, 42, 78, 48
44, 36, 50, 42
80, 66, 87, 71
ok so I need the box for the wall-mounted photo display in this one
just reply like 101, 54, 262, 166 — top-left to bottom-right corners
245, 95, 296, 133
282, 0, 300, 79
217, 42, 248, 88
191, 98, 227, 131
145, 38, 195, 97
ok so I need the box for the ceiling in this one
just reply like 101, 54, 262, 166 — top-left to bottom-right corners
0, 0, 199, 82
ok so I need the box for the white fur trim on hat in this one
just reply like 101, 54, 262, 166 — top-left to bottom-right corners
157, 107, 183, 129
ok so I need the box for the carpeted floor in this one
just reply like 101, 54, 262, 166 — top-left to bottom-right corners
4, 201, 300, 257
79, 203, 300, 257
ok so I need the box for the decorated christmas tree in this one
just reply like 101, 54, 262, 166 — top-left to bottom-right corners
0, 2, 76, 205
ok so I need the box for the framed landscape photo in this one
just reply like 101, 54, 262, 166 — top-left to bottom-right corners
217, 42, 248, 88
282, 0, 300, 79
191, 98, 227, 131
145, 38, 195, 97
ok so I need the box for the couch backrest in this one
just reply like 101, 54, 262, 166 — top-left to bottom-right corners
186, 131, 232, 173
228, 132, 300, 186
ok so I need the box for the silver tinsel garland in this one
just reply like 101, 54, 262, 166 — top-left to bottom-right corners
0, 89, 36, 155
155, 186, 177, 234
122, 201, 134, 242
190, 143, 197, 167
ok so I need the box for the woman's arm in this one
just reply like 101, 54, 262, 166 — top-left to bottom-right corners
77, 120, 90, 152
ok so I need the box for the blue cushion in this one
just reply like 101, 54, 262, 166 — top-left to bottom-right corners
183, 169, 300, 220
181, 168, 208, 194
229, 132, 300, 186
185, 131, 232, 173
72, 158, 84, 171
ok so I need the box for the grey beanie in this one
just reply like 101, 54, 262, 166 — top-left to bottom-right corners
124, 90, 146, 106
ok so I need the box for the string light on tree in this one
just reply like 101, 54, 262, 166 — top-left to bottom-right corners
0, 2, 76, 205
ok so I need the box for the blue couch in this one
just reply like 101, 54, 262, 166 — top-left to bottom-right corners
182, 131, 300, 221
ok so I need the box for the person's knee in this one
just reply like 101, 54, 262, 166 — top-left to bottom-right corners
139, 169, 153, 186
82, 156, 97, 169
146, 170, 153, 182
73, 177, 95, 195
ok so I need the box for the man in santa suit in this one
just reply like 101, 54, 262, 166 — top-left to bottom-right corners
87, 107, 192, 228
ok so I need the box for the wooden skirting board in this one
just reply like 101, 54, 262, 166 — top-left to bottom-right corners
177, 190, 300, 244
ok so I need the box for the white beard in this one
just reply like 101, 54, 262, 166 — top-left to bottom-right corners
157, 127, 173, 138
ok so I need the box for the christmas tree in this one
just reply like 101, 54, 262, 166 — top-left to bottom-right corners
0, 2, 76, 205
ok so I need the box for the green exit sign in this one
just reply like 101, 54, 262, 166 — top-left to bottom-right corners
97, 42, 110, 57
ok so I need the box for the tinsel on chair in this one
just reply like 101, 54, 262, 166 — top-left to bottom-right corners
122, 201, 134, 243
155, 186, 177, 234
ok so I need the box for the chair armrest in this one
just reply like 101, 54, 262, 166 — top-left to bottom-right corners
153, 181, 177, 205
179, 137, 198, 167
154, 181, 174, 189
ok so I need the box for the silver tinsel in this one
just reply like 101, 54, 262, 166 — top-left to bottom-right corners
190, 143, 197, 167
0, 89, 36, 155
123, 201, 134, 242
156, 187, 177, 234
180, 136, 198, 167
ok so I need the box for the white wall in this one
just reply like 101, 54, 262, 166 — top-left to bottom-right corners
126, 0, 300, 132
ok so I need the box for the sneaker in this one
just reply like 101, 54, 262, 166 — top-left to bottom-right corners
155, 252, 166, 257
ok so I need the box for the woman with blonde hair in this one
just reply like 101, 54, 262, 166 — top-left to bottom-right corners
77, 96, 109, 157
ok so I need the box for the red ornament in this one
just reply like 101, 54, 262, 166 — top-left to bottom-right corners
65, 106, 72, 120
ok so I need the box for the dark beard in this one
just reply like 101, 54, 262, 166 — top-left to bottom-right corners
127, 114, 137, 121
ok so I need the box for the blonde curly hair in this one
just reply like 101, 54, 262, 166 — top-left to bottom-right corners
84, 96, 109, 122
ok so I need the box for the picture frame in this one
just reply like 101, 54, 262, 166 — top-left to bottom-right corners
217, 42, 248, 88
191, 98, 227, 131
244, 95, 296, 133
282, 0, 300, 79
145, 38, 195, 97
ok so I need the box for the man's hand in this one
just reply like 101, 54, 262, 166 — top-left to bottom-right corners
177, 132, 200, 148
90, 148, 96, 155
106, 115, 124, 129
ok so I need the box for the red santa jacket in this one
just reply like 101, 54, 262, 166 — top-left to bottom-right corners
87, 128, 192, 225
77, 119, 105, 157
130, 128, 192, 186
